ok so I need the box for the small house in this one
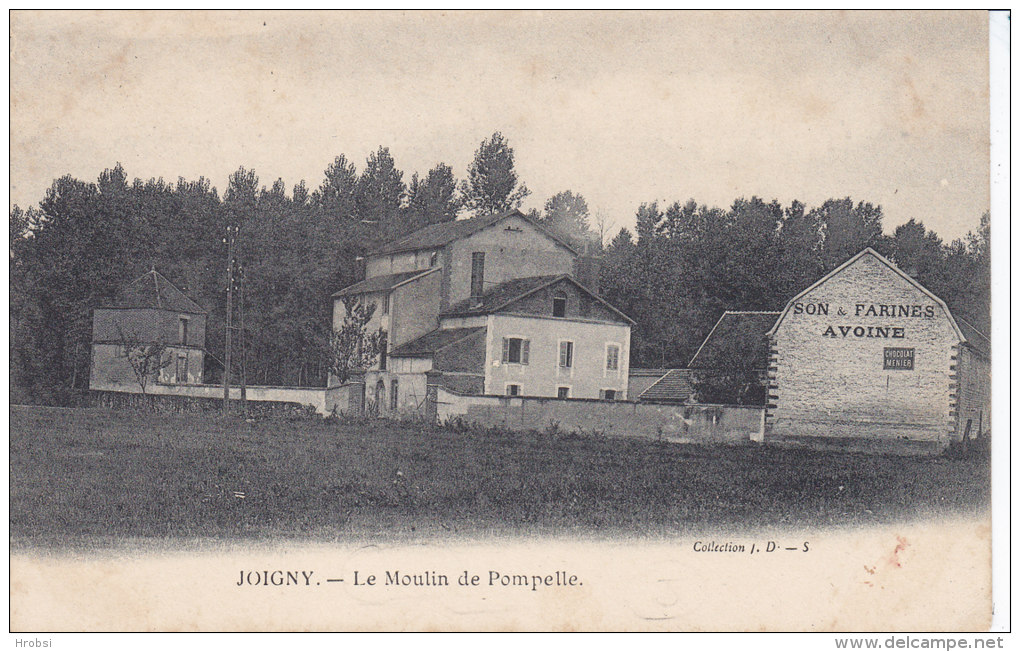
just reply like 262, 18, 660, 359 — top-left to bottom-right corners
90, 269, 207, 392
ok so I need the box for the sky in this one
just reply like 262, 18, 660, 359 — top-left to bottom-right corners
9, 10, 991, 241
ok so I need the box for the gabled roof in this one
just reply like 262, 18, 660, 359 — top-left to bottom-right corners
332, 268, 437, 298
368, 209, 578, 257
444, 275, 560, 314
689, 311, 779, 370
767, 248, 966, 342
390, 327, 486, 358
106, 269, 205, 314
441, 274, 636, 325
638, 368, 695, 403
956, 317, 990, 357
629, 368, 671, 378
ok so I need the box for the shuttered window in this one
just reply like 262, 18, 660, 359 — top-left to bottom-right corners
606, 344, 620, 371
502, 337, 529, 364
559, 341, 573, 368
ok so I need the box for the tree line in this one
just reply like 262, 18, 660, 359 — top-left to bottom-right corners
12, 132, 550, 403
598, 198, 990, 370
10, 131, 990, 404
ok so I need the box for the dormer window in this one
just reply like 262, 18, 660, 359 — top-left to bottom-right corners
552, 293, 567, 318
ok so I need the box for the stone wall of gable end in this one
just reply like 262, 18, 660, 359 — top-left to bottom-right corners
768, 255, 963, 447
93, 308, 206, 348
502, 279, 622, 322
446, 216, 575, 307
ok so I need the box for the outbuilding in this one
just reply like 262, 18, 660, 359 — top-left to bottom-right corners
90, 269, 207, 392
765, 248, 990, 453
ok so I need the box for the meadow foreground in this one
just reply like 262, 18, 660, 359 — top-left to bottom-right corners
9, 405, 990, 547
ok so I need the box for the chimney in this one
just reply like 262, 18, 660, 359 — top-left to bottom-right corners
574, 253, 601, 295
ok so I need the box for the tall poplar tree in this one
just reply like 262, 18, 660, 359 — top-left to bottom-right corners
459, 132, 530, 215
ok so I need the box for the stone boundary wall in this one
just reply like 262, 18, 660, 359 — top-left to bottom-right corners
88, 389, 316, 419
89, 381, 366, 416
431, 386, 764, 444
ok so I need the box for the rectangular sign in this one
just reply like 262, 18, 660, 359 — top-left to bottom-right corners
884, 347, 915, 370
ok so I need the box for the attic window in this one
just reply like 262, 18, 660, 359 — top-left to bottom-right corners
553, 294, 567, 318
504, 226, 523, 232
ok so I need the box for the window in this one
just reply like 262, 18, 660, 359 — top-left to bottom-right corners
176, 354, 188, 384
179, 317, 189, 345
378, 332, 388, 370
557, 386, 570, 399
506, 384, 521, 396
559, 341, 574, 368
470, 251, 485, 299
600, 389, 617, 401
429, 251, 439, 267
390, 378, 399, 411
382, 293, 390, 315
552, 294, 567, 317
606, 344, 620, 371
375, 380, 385, 412
501, 337, 530, 365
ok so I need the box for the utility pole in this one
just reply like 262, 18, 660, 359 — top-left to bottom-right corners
223, 224, 235, 415
239, 263, 247, 417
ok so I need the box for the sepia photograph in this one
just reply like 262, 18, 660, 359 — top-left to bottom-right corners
8, 9, 1006, 637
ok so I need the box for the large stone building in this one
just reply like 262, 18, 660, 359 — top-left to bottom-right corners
332, 210, 632, 414
90, 269, 207, 392
765, 248, 990, 453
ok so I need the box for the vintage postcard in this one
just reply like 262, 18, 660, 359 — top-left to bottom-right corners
8, 10, 1005, 636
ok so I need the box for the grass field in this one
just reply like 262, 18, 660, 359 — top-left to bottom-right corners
9, 406, 990, 547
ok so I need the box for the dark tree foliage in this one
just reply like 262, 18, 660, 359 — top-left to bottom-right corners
406, 163, 460, 228
690, 370, 767, 405
886, 215, 990, 334
460, 131, 530, 215
598, 195, 990, 372
356, 146, 405, 226
10, 166, 228, 404
9, 150, 989, 406
813, 198, 884, 271
9, 150, 461, 403
540, 190, 595, 249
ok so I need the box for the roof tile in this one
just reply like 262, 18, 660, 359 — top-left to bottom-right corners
638, 368, 695, 403
390, 327, 486, 357
333, 269, 434, 298
107, 270, 205, 314
369, 210, 577, 256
